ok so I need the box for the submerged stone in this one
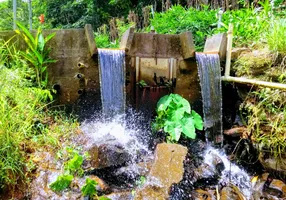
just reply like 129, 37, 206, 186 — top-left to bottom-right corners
135, 143, 187, 200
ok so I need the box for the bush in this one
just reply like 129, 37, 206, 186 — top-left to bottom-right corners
0, 39, 78, 191
151, 5, 217, 51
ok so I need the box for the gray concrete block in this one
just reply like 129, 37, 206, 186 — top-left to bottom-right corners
204, 33, 227, 59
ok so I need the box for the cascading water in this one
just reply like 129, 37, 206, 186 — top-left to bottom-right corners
98, 49, 125, 118
196, 53, 223, 144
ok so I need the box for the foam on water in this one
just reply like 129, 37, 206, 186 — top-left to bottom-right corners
80, 114, 152, 164
204, 146, 252, 199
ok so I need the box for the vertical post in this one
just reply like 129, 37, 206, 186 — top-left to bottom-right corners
217, 10, 223, 29
225, 24, 233, 77
13, 0, 17, 30
28, 0, 32, 30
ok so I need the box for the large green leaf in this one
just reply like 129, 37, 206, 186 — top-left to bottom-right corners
49, 174, 73, 192
171, 94, 191, 113
191, 110, 203, 131
16, 23, 35, 46
45, 32, 56, 43
181, 117, 196, 139
38, 33, 45, 52
157, 95, 171, 112
164, 121, 182, 141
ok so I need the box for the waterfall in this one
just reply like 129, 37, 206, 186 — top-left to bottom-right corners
196, 53, 223, 144
98, 49, 125, 117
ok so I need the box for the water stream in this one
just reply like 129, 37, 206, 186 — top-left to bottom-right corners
196, 53, 223, 144
98, 49, 126, 118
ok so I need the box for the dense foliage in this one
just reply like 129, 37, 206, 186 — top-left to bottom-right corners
151, 5, 217, 51
0, 36, 78, 192
152, 94, 203, 142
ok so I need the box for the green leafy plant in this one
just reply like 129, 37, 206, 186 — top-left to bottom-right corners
81, 178, 97, 197
49, 174, 73, 192
15, 22, 56, 88
64, 152, 84, 176
137, 80, 148, 88
152, 94, 203, 142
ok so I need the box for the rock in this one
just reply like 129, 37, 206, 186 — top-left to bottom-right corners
115, 161, 152, 178
193, 189, 216, 200
134, 143, 188, 200
231, 48, 251, 60
104, 191, 133, 200
85, 135, 131, 169
220, 186, 246, 200
88, 175, 110, 193
259, 152, 286, 177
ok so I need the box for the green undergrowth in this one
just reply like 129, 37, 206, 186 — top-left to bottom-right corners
94, 3, 285, 51
0, 39, 79, 192
241, 88, 286, 158
233, 49, 286, 83
95, 20, 134, 48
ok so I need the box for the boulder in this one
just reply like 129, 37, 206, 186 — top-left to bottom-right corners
135, 143, 188, 200
259, 152, 286, 177
85, 135, 131, 169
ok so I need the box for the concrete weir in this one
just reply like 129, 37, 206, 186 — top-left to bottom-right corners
121, 28, 201, 114
0, 24, 204, 115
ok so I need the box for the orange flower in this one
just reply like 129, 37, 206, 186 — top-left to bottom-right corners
39, 14, 45, 24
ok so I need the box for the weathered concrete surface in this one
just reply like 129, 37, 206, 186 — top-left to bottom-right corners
0, 25, 100, 104
122, 29, 201, 116
135, 143, 187, 200
128, 33, 182, 59
204, 33, 227, 59
180, 32, 195, 59
120, 27, 135, 52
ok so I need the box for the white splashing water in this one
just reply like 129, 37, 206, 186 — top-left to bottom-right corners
203, 146, 252, 199
80, 114, 152, 166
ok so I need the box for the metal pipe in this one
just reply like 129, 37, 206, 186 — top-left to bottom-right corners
217, 10, 223, 29
28, 0, 32, 30
221, 76, 286, 90
225, 24, 233, 77
13, 0, 17, 30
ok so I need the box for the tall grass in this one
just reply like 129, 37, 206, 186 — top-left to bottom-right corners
267, 19, 286, 55
0, 39, 78, 191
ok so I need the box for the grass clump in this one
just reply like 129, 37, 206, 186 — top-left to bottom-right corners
267, 19, 286, 55
241, 88, 286, 158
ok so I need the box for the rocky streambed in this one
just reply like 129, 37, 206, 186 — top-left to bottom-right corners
28, 115, 286, 200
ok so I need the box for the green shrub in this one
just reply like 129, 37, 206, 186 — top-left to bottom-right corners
215, 8, 270, 47
15, 22, 56, 88
152, 94, 203, 142
151, 5, 217, 51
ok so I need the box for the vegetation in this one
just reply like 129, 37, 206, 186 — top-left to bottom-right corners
49, 174, 74, 192
241, 88, 286, 158
0, 25, 78, 194
151, 5, 217, 51
81, 178, 97, 197
50, 148, 85, 192
152, 94, 203, 142
15, 22, 56, 88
